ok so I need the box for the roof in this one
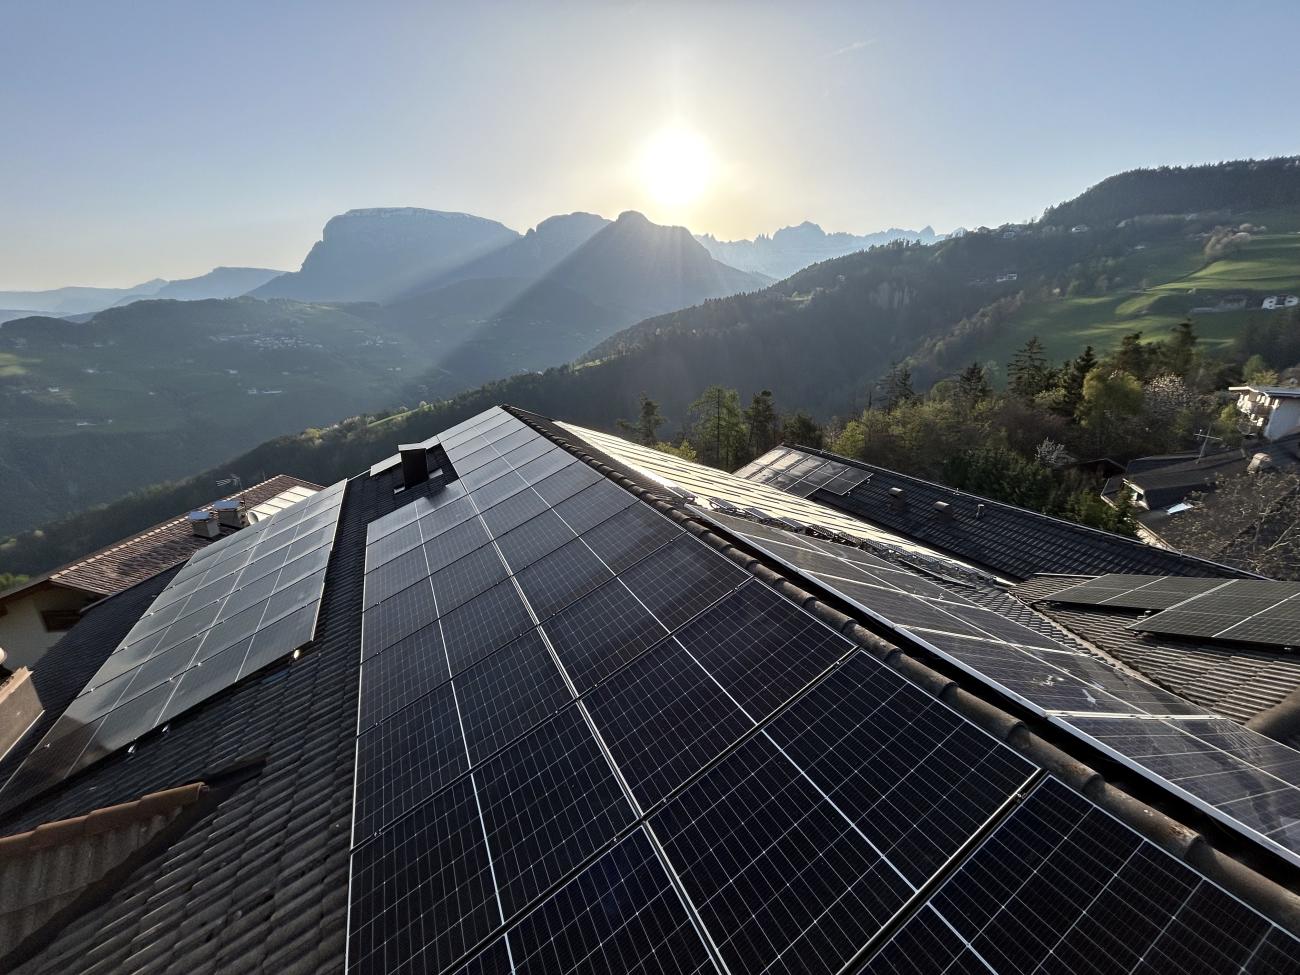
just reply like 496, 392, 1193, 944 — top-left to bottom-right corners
1015, 574, 1300, 731
0, 407, 1297, 974
0, 475, 324, 606
1232, 385, 1300, 398
737, 444, 1254, 581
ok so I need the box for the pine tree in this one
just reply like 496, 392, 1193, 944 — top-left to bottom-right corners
1057, 345, 1097, 417
617, 393, 664, 446
956, 362, 992, 404
1161, 319, 1198, 378
883, 362, 917, 410
688, 385, 747, 469
782, 411, 824, 449
743, 390, 779, 457
1008, 336, 1053, 399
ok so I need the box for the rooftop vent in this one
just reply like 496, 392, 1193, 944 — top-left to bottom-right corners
933, 501, 954, 520
188, 510, 220, 539
212, 497, 247, 530
398, 443, 429, 490
888, 486, 906, 510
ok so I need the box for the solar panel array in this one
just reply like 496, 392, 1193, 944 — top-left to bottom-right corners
700, 507, 1300, 870
346, 408, 1300, 974
732, 445, 871, 497
1047, 573, 1229, 610
1, 479, 346, 802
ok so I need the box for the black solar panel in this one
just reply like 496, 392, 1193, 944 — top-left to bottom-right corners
544, 579, 668, 693
513, 450, 576, 487
362, 545, 429, 609
618, 536, 747, 631
553, 479, 639, 534
650, 734, 912, 974
578, 502, 682, 573
354, 681, 466, 842
515, 538, 614, 621
532, 459, 604, 505
431, 545, 510, 615
505, 829, 718, 975
586, 638, 754, 808
480, 488, 550, 539
456, 630, 573, 764
361, 579, 437, 659
495, 510, 577, 573
441, 582, 536, 676
423, 517, 492, 574
475, 706, 636, 918
358, 622, 449, 729
866, 777, 1296, 974
347, 777, 499, 975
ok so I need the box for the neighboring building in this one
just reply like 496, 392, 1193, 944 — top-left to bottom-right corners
1262, 294, 1299, 310
1233, 383, 1300, 440
0, 476, 322, 670
0, 407, 1298, 974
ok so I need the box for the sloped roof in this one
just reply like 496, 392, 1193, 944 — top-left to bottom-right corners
0, 475, 324, 606
1, 409, 1297, 973
744, 445, 1254, 581
1016, 574, 1300, 730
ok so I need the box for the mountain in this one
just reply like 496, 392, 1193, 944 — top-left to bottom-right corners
0, 279, 166, 318
250, 207, 520, 302
382, 210, 769, 394
403, 211, 610, 296
140, 266, 283, 301
697, 221, 941, 279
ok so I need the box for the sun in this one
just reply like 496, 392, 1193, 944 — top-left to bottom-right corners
638, 126, 716, 207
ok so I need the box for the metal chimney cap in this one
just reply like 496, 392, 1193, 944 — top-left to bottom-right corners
213, 499, 242, 512
187, 510, 213, 522
888, 487, 905, 498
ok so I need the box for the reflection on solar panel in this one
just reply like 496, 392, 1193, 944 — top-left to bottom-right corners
734, 444, 871, 497
1047, 572, 1227, 610
345, 410, 1300, 975
692, 505, 1300, 869
1, 479, 347, 803
1119, 578, 1300, 645
864, 777, 1299, 974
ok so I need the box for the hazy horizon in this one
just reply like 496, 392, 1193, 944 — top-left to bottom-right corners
5, 0, 1300, 289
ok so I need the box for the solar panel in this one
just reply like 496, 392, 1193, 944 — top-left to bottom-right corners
441, 581, 535, 676
430, 545, 510, 615
358, 622, 449, 729
650, 733, 913, 974
505, 829, 718, 975
576, 502, 682, 573
552, 479, 639, 534
476, 706, 636, 918
1, 479, 345, 803
617, 536, 748, 631
543, 579, 669, 692
495, 510, 577, 573
361, 579, 437, 659
1047, 573, 1230, 610
864, 777, 1298, 974
515, 537, 614, 620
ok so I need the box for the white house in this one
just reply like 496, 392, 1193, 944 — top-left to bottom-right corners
1231, 383, 1300, 440
1261, 294, 1299, 310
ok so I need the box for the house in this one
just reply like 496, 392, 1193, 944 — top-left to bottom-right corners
0, 407, 1297, 973
1262, 294, 1299, 310
994, 270, 1018, 283
1232, 382, 1300, 440
1070, 223, 1090, 233
0, 475, 322, 671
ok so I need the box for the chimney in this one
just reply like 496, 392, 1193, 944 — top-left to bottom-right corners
399, 443, 430, 490
933, 501, 955, 521
188, 510, 220, 538
213, 497, 247, 529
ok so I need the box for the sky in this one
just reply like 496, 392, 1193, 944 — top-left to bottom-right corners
3, 0, 1300, 289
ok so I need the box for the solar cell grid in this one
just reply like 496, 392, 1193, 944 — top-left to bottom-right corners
495, 510, 577, 573
347, 776, 499, 975
618, 536, 747, 631
358, 622, 450, 729
492, 426, 541, 456
544, 579, 668, 692
497, 437, 554, 471
532, 460, 603, 506
552, 479, 639, 535
354, 681, 466, 842
363, 545, 429, 609
586, 637, 754, 809
673, 581, 853, 719
513, 449, 576, 486
506, 829, 719, 975
159, 638, 252, 723
829, 580, 990, 636
1215, 616, 1300, 646
364, 519, 424, 569
480, 487, 550, 538
423, 517, 492, 574
441, 581, 536, 676
471, 470, 530, 510
766, 653, 1036, 885
361, 580, 436, 659
240, 600, 318, 676
460, 457, 515, 492
577, 502, 682, 573
650, 733, 913, 975
476, 706, 636, 918
417, 496, 478, 539
431, 545, 509, 615
456, 630, 574, 764
515, 538, 615, 621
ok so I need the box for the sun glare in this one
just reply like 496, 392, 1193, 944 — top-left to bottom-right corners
639, 126, 716, 207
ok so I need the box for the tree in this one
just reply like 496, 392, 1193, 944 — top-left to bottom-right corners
743, 390, 779, 456
956, 361, 992, 405
1057, 345, 1097, 418
1113, 332, 1155, 380
1243, 354, 1279, 385
1078, 369, 1144, 453
616, 393, 665, 446
1171, 472, 1300, 579
687, 385, 748, 469
653, 440, 698, 462
1160, 319, 1198, 377
1008, 336, 1053, 399
782, 411, 824, 449
882, 362, 916, 410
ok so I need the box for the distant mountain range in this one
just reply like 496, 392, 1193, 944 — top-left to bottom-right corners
0, 266, 282, 322
696, 221, 942, 279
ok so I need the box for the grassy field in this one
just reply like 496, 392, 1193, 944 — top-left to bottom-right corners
985, 211, 1300, 368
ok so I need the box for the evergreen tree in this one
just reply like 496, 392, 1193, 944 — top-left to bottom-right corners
1161, 319, 1198, 377
955, 362, 992, 404
1057, 345, 1097, 417
743, 390, 779, 456
688, 385, 747, 469
617, 393, 664, 446
1113, 332, 1155, 379
782, 411, 824, 449
883, 362, 917, 410
1008, 336, 1053, 399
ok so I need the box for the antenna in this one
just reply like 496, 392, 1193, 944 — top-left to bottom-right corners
216, 474, 243, 493
1192, 428, 1223, 462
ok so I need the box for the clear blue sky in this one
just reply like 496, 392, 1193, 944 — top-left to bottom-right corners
3, 0, 1299, 289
